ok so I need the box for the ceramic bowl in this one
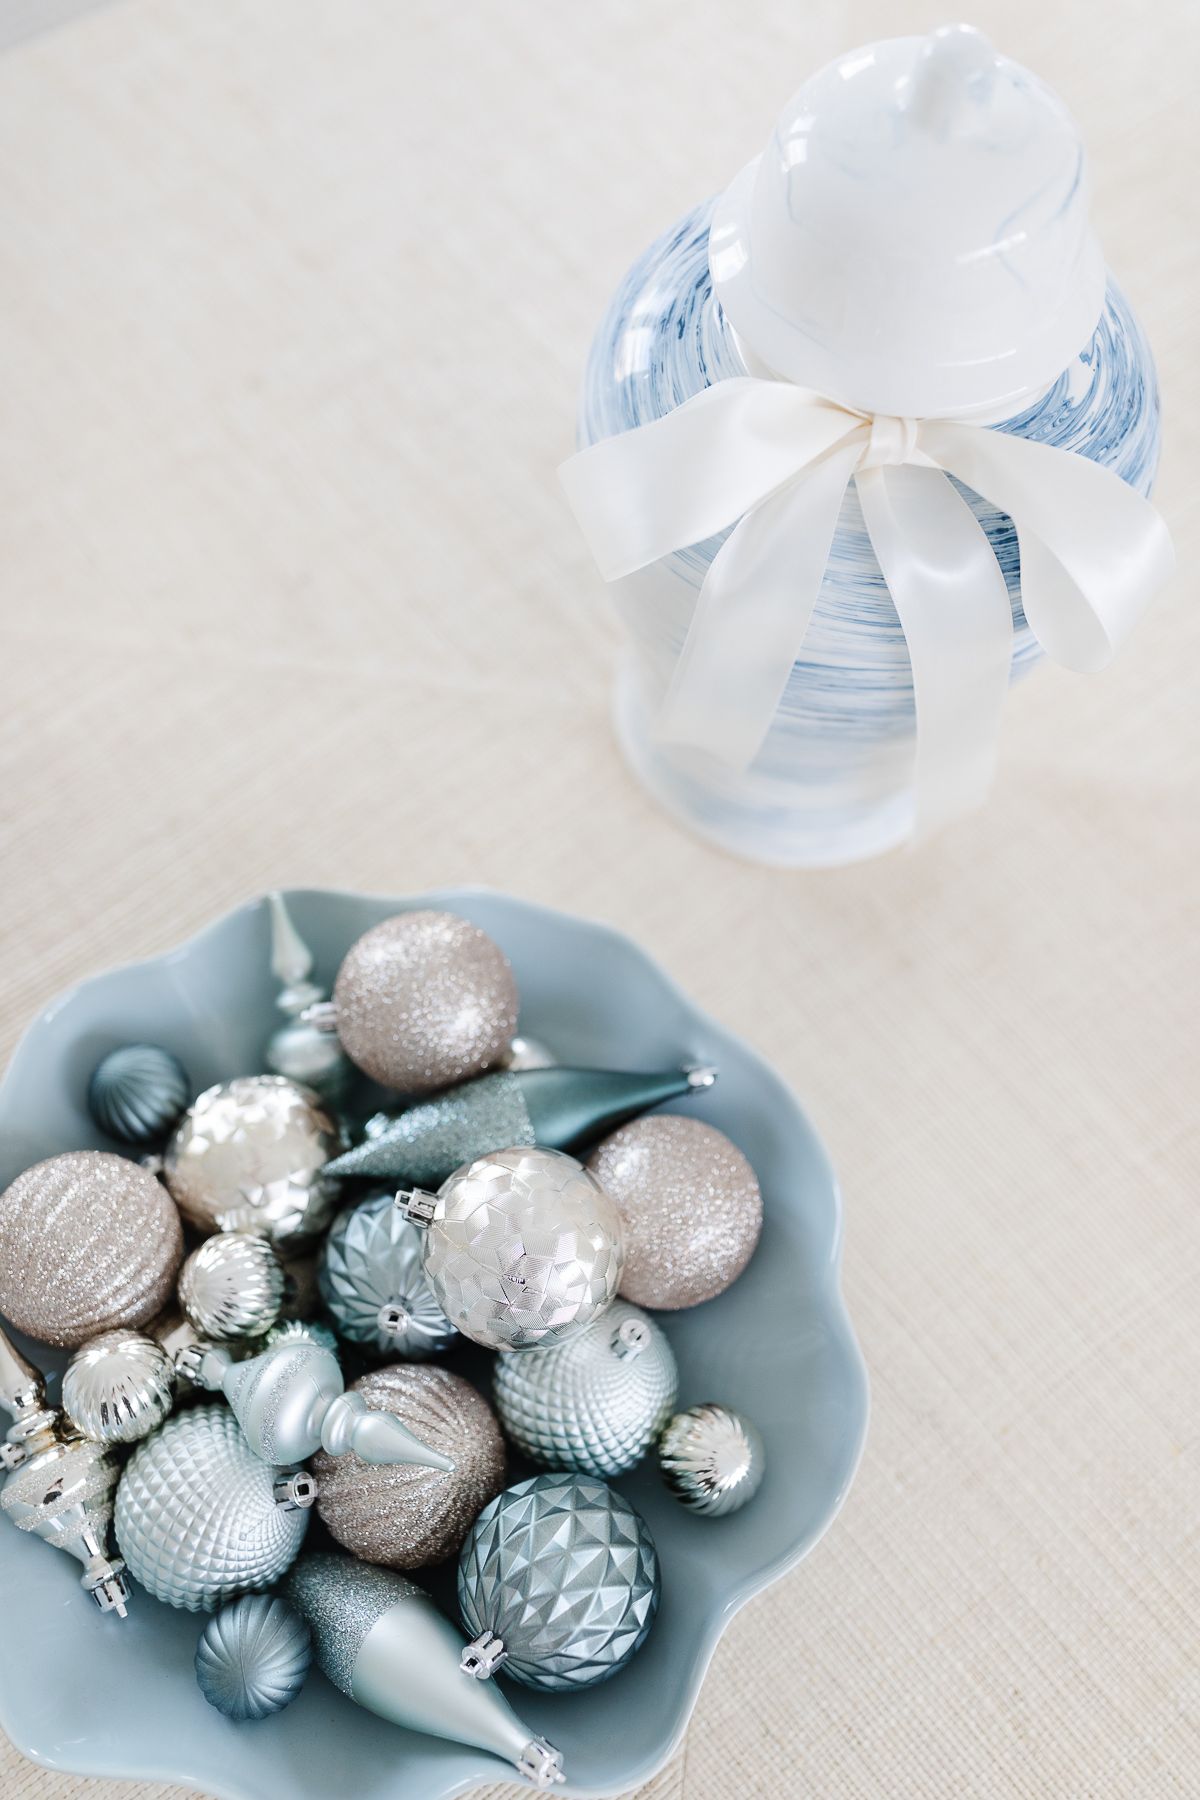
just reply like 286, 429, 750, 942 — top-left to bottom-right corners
0, 888, 867, 1799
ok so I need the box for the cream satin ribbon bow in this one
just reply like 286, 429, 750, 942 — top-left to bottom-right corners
559, 379, 1175, 834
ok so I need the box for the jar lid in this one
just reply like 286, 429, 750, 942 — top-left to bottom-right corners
709, 25, 1105, 418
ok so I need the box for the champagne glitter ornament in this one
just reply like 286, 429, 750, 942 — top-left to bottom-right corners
493, 1301, 677, 1477
326, 1064, 718, 1186
263, 893, 353, 1102
319, 911, 519, 1094
0, 1391, 129, 1614
179, 1338, 453, 1471
457, 1472, 659, 1690
115, 1405, 311, 1611
178, 1231, 286, 1340
398, 1147, 624, 1352
313, 1365, 506, 1569
319, 1192, 457, 1358
62, 1329, 176, 1445
0, 1150, 184, 1349
284, 1552, 564, 1787
587, 1116, 762, 1309
163, 1075, 343, 1248
196, 1593, 312, 1720
87, 1043, 190, 1146
658, 1404, 765, 1516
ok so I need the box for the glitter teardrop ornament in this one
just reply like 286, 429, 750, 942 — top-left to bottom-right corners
319, 1192, 457, 1358
492, 1301, 677, 1476
195, 1593, 312, 1720
87, 1044, 190, 1146
115, 1405, 310, 1611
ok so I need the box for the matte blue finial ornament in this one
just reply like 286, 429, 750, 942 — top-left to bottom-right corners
196, 1594, 312, 1720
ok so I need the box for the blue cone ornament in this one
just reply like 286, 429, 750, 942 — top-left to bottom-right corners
87, 1044, 191, 1146
325, 1064, 718, 1187
283, 1552, 564, 1787
196, 1594, 312, 1720
457, 1472, 659, 1690
319, 1192, 457, 1358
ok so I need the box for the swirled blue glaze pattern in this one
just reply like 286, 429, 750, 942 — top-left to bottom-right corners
579, 198, 1162, 863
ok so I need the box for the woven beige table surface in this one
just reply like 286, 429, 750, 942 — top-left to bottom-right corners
0, 0, 1196, 1795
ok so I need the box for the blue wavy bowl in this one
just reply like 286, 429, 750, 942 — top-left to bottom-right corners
0, 888, 867, 1799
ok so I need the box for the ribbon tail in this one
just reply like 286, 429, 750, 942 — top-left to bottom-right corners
857, 464, 1013, 839
655, 442, 862, 770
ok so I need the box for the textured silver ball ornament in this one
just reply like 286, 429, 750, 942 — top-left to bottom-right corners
115, 1405, 310, 1611
658, 1404, 765, 1516
457, 1472, 659, 1690
331, 911, 519, 1093
62, 1329, 176, 1444
178, 1231, 285, 1340
319, 1192, 457, 1358
587, 1115, 763, 1310
87, 1044, 190, 1145
492, 1301, 677, 1476
313, 1365, 506, 1569
163, 1075, 343, 1248
0, 1150, 184, 1349
195, 1594, 312, 1720
260, 1317, 340, 1355
401, 1147, 624, 1352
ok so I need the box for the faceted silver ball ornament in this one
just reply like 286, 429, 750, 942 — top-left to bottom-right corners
493, 1300, 677, 1477
313, 1365, 506, 1569
458, 1471, 659, 1690
87, 1043, 190, 1146
320, 1192, 457, 1358
163, 1075, 343, 1248
331, 911, 519, 1094
0, 1150, 184, 1350
115, 1405, 310, 1611
62, 1329, 176, 1444
414, 1147, 624, 1352
178, 1231, 285, 1340
658, 1404, 766, 1517
195, 1594, 312, 1720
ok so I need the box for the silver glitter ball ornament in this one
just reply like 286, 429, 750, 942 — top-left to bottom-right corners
115, 1404, 310, 1611
178, 1231, 285, 1340
196, 1593, 312, 1720
0, 1150, 184, 1349
402, 1147, 624, 1352
457, 1471, 659, 1690
313, 1365, 506, 1569
588, 1116, 762, 1310
163, 1075, 343, 1248
492, 1301, 677, 1477
62, 1329, 176, 1445
331, 911, 519, 1093
319, 1192, 456, 1358
658, 1404, 766, 1517
87, 1044, 190, 1146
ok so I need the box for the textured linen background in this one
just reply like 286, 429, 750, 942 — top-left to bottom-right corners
0, 0, 1195, 1795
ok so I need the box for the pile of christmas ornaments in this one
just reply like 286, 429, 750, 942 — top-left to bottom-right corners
0, 898, 767, 1787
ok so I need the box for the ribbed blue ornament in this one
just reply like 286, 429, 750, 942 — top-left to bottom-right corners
195, 1593, 312, 1720
88, 1044, 190, 1145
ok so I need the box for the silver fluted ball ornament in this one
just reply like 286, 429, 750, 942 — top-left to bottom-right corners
62, 1329, 176, 1445
402, 1147, 624, 1352
0, 1150, 184, 1349
331, 911, 519, 1093
178, 1231, 285, 1340
115, 1405, 311, 1611
458, 1472, 659, 1690
87, 1044, 190, 1146
313, 1365, 506, 1569
588, 1116, 763, 1310
658, 1404, 766, 1517
493, 1301, 677, 1477
319, 1192, 457, 1358
163, 1075, 343, 1247
260, 1317, 339, 1355
195, 1594, 312, 1720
